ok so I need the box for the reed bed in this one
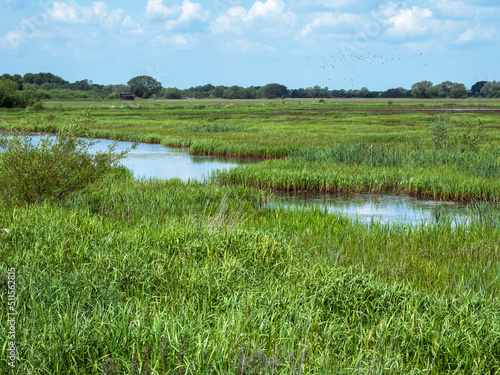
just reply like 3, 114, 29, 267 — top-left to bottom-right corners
213, 158, 500, 201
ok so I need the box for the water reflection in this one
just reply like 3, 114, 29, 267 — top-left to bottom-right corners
268, 193, 468, 226
88, 139, 246, 180
1, 136, 247, 181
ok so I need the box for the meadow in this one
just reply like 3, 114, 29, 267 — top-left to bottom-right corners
0, 98, 500, 374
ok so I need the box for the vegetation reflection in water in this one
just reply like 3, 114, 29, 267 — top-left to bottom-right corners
87, 138, 249, 180
2, 136, 248, 181
266, 193, 469, 226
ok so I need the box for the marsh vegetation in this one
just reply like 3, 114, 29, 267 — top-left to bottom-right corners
0, 99, 499, 374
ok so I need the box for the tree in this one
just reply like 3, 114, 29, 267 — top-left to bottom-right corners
450, 83, 467, 99
163, 87, 181, 99
471, 81, 486, 97
0, 123, 133, 206
411, 81, 433, 98
213, 86, 225, 98
0, 77, 21, 108
127, 75, 162, 99
23, 72, 68, 86
1, 74, 22, 90
435, 81, 453, 98
480, 81, 500, 98
257, 83, 288, 99
380, 87, 412, 98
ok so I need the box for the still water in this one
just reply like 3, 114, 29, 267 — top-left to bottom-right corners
86, 138, 245, 180
266, 194, 467, 226
1, 136, 468, 225
0, 136, 245, 181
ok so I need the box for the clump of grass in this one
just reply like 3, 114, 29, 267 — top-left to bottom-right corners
183, 123, 244, 133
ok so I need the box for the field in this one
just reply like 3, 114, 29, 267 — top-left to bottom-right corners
1, 99, 500, 374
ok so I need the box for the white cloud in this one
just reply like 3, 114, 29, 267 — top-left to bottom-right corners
164, 0, 209, 31
92, 2, 143, 33
145, 0, 182, 21
430, 0, 477, 19
0, 1, 142, 50
151, 33, 196, 49
224, 39, 275, 53
48, 1, 94, 24
0, 30, 26, 49
291, 0, 369, 12
455, 26, 495, 44
385, 6, 433, 38
301, 12, 362, 36
213, 0, 295, 35
248, 0, 285, 19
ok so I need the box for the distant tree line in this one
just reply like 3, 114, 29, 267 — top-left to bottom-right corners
1, 72, 500, 108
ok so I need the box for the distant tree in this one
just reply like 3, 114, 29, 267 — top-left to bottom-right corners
450, 83, 467, 99
1, 74, 23, 90
201, 83, 215, 92
295, 88, 311, 98
222, 85, 247, 99
331, 89, 346, 98
0, 77, 40, 108
471, 81, 487, 97
257, 83, 288, 99
127, 75, 162, 99
435, 81, 453, 98
213, 86, 225, 98
242, 86, 256, 99
380, 87, 412, 98
164, 87, 181, 99
411, 81, 434, 98
0, 77, 21, 108
358, 87, 370, 98
72, 79, 93, 91
23, 72, 68, 86
480, 81, 500, 98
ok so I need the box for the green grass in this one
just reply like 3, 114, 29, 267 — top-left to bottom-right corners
1, 99, 500, 373
1, 177, 500, 374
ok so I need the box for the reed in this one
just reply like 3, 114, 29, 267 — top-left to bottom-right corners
213, 159, 500, 201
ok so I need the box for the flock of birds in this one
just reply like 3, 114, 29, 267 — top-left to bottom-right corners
304, 49, 428, 87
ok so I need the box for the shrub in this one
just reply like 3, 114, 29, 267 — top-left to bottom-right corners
429, 116, 451, 149
0, 123, 133, 206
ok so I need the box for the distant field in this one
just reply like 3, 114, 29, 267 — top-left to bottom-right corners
2, 98, 500, 155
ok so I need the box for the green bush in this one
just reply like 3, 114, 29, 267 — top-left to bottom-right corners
0, 124, 132, 206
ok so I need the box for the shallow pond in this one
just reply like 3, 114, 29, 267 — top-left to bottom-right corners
267, 193, 468, 226
87, 138, 248, 180
1, 136, 247, 181
2, 135, 472, 226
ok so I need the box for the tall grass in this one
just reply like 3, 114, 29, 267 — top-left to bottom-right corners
213, 158, 500, 201
292, 143, 500, 180
1, 178, 500, 373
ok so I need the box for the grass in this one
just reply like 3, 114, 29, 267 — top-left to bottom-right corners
1, 176, 500, 373
0, 99, 499, 373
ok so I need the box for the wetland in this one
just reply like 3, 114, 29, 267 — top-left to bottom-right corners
0, 98, 499, 374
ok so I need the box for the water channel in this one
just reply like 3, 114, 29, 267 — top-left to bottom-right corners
1, 136, 468, 226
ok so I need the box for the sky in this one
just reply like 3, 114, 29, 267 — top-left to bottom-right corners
0, 0, 499, 91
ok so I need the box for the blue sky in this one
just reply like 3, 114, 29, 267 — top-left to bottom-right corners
1, 0, 499, 91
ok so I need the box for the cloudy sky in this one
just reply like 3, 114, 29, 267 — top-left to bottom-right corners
1, 0, 499, 90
